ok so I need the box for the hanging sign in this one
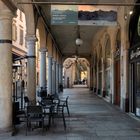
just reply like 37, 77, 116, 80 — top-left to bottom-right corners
78, 5, 117, 26
51, 5, 117, 26
51, 5, 78, 25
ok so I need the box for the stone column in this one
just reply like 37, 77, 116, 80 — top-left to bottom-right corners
26, 35, 36, 102
0, 9, 14, 132
61, 65, 63, 85
96, 62, 99, 94
102, 59, 106, 97
59, 64, 63, 87
59, 64, 61, 84
111, 50, 115, 104
56, 63, 59, 93
119, 7, 129, 112
120, 48, 129, 112
47, 56, 52, 95
52, 60, 56, 94
90, 66, 93, 90
39, 48, 47, 88
87, 66, 90, 87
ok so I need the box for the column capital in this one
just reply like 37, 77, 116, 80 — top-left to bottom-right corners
52, 59, 56, 63
47, 54, 53, 58
56, 62, 59, 65
25, 35, 37, 42
48, 54, 53, 58
39, 48, 47, 52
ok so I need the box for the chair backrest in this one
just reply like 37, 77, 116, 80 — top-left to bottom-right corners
41, 98, 53, 106
66, 96, 69, 103
27, 105, 43, 116
24, 96, 29, 103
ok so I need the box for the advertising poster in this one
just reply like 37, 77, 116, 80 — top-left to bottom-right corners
51, 5, 117, 26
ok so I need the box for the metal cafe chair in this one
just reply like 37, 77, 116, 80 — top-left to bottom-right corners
51, 100, 66, 130
38, 98, 55, 129
26, 105, 44, 135
50, 94, 70, 116
59, 96, 70, 116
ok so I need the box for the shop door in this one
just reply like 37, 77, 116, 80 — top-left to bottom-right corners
114, 60, 120, 106
135, 62, 140, 116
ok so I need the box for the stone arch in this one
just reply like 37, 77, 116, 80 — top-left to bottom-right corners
63, 58, 90, 88
63, 58, 90, 69
103, 33, 110, 60
114, 29, 121, 58
98, 43, 103, 60
104, 34, 111, 97
98, 44, 103, 70
36, 17, 47, 49
129, 0, 140, 47
104, 34, 111, 68
63, 56, 90, 64
98, 43, 103, 95
47, 33, 53, 57
22, 0, 35, 36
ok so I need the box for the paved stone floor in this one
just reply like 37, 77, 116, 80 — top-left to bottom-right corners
1, 88, 140, 140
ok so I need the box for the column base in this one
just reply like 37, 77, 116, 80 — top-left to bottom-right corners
122, 98, 129, 112
97, 89, 101, 95
109, 94, 112, 103
102, 90, 106, 97
0, 126, 15, 136
94, 88, 97, 93
90, 87, 93, 91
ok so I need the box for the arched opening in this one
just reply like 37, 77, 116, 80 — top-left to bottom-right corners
12, 9, 27, 111
63, 58, 89, 88
98, 46, 103, 95
105, 36, 111, 98
114, 29, 121, 106
36, 17, 47, 88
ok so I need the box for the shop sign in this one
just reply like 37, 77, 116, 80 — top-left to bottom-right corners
114, 49, 120, 59
130, 47, 140, 61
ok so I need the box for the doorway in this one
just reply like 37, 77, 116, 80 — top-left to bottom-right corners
134, 62, 140, 116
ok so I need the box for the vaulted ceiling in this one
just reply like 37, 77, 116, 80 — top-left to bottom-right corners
32, 0, 130, 58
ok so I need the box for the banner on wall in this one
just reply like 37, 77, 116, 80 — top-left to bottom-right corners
51, 5, 117, 26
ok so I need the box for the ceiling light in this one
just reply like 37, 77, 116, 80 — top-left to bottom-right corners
75, 38, 83, 46
129, 11, 133, 15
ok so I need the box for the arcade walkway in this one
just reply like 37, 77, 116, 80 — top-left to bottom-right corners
1, 88, 140, 140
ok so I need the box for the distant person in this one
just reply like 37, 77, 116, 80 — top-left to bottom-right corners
82, 79, 85, 85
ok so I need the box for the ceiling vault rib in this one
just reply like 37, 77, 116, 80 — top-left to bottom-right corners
17, 2, 138, 6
